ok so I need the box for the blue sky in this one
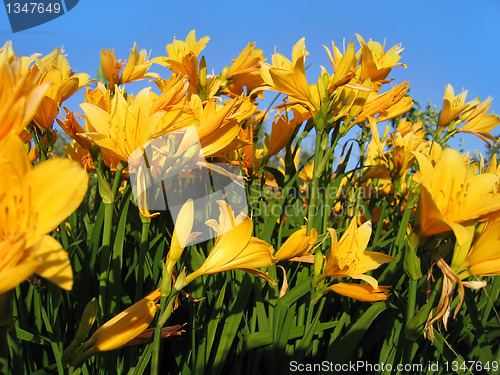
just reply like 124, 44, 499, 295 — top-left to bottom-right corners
2, 0, 500, 153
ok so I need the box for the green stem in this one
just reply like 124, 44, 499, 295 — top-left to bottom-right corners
406, 278, 417, 323
112, 161, 127, 198
150, 292, 177, 375
307, 130, 325, 234
98, 202, 114, 319
27, 124, 46, 162
135, 218, 151, 301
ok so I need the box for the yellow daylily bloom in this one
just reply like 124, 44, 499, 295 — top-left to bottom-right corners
267, 114, 299, 158
192, 95, 257, 158
86, 288, 161, 352
224, 42, 265, 96
0, 41, 49, 141
365, 119, 429, 180
356, 34, 406, 87
299, 161, 314, 183
328, 283, 390, 302
0, 134, 88, 294
205, 200, 247, 236
63, 140, 95, 173
153, 30, 210, 94
321, 219, 394, 294
390, 124, 428, 178
57, 107, 122, 171
437, 84, 471, 128
84, 82, 112, 111
413, 148, 500, 245
457, 96, 500, 144
454, 212, 500, 278
100, 43, 158, 88
485, 154, 500, 178
165, 200, 195, 274
184, 203, 275, 286
353, 82, 413, 124
437, 84, 500, 144
273, 226, 317, 262
100, 48, 123, 88
31, 47, 90, 130
151, 76, 195, 133
80, 86, 166, 162
120, 43, 159, 84
323, 40, 357, 90
260, 38, 319, 113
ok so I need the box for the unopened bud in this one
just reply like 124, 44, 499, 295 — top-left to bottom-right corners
174, 268, 187, 291
404, 301, 433, 341
403, 237, 422, 280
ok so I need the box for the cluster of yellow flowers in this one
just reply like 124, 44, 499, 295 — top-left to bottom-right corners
1, 29, 500, 363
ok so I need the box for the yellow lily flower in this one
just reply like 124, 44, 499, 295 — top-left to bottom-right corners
273, 226, 317, 262
224, 42, 265, 96
165, 200, 195, 274
100, 48, 123, 88
120, 43, 159, 84
84, 82, 112, 111
36, 46, 90, 102
485, 154, 500, 178
353, 82, 413, 124
413, 148, 500, 245
321, 219, 394, 301
31, 47, 90, 130
457, 96, 500, 144
437, 84, 471, 128
205, 200, 248, 236
79, 86, 166, 162
365, 119, 429, 180
192, 94, 257, 158
328, 283, 391, 302
260, 38, 319, 114
267, 114, 299, 158
63, 140, 95, 173
151, 76, 194, 132
184, 202, 275, 286
57, 107, 122, 171
100, 43, 158, 88
0, 41, 49, 141
85, 288, 161, 352
323, 40, 357, 90
437, 84, 500, 144
299, 161, 314, 183
454, 212, 500, 278
153, 30, 210, 94
356, 34, 406, 87
322, 219, 394, 287
0, 134, 88, 294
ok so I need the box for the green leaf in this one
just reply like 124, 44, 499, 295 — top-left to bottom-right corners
328, 301, 388, 363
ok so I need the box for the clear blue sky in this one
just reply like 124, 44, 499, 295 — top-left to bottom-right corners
2, 0, 500, 153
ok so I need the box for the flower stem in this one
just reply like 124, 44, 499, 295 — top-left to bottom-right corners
406, 278, 417, 323
135, 217, 151, 301
150, 292, 176, 375
307, 130, 325, 234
